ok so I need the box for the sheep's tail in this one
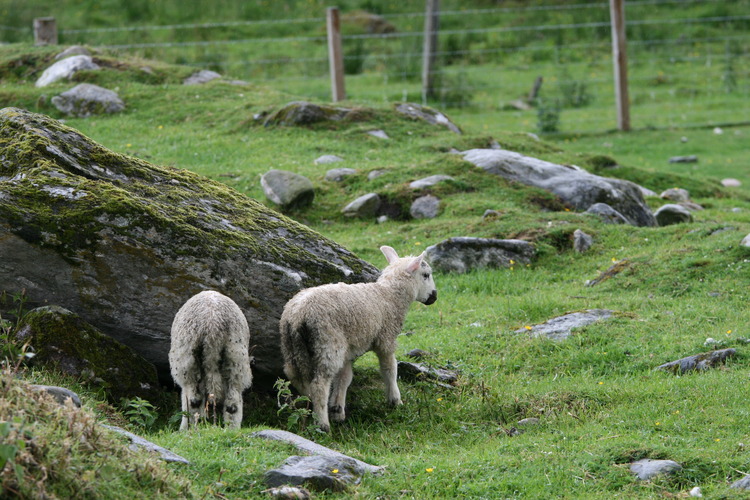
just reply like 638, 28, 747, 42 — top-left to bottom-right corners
201, 341, 226, 405
281, 319, 315, 395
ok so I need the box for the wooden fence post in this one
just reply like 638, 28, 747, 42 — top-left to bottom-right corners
421, 0, 439, 103
33, 17, 58, 46
326, 7, 346, 102
609, 0, 630, 131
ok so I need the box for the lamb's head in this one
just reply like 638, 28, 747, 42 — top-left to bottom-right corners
380, 245, 438, 305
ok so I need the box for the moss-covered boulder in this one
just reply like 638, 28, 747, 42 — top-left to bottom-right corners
0, 107, 379, 388
16, 306, 162, 404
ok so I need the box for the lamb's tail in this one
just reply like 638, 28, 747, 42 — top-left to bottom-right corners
281, 319, 316, 395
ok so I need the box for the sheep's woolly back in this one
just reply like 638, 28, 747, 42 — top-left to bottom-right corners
169, 291, 252, 400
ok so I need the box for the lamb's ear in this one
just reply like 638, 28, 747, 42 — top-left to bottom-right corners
380, 246, 399, 264
406, 252, 425, 273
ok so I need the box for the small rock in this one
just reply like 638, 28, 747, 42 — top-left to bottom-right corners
654, 204, 694, 226
573, 229, 593, 253
260, 170, 315, 210
265, 455, 364, 492
722, 178, 741, 187
376, 215, 388, 224
315, 155, 344, 165
713, 127, 723, 135
29, 384, 81, 407
394, 102, 461, 134
507, 427, 523, 436
35, 55, 100, 87
342, 193, 380, 218
630, 459, 682, 481
680, 136, 688, 143
325, 168, 356, 182
183, 70, 222, 85
517, 417, 540, 427
679, 201, 704, 212
482, 209, 501, 219
742, 234, 750, 248
409, 175, 454, 190
367, 170, 384, 181
406, 348, 430, 360
656, 348, 736, 374
689, 486, 702, 497
54, 45, 91, 60
660, 188, 690, 202
410, 195, 441, 219
586, 203, 629, 225
639, 186, 658, 198
731, 475, 750, 490
264, 486, 311, 499
668, 155, 698, 163
367, 129, 389, 140
397, 361, 458, 385
517, 309, 614, 341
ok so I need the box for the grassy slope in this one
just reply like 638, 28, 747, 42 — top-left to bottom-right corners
1, 8, 750, 500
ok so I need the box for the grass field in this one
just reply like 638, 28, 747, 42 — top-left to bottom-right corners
2, 1, 750, 498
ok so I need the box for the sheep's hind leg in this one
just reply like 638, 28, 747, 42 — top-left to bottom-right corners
222, 385, 243, 429
329, 361, 353, 423
377, 352, 402, 406
309, 375, 333, 432
180, 384, 204, 430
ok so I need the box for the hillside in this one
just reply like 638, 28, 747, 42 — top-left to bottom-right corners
1, 10, 750, 500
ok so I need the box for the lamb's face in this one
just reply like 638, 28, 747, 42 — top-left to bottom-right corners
415, 260, 437, 305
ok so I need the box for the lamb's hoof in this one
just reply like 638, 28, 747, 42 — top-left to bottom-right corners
389, 398, 403, 406
329, 405, 346, 422
318, 423, 330, 433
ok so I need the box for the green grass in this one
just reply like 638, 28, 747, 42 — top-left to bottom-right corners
1, 2, 750, 497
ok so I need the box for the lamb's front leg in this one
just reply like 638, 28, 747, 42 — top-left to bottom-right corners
377, 352, 402, 406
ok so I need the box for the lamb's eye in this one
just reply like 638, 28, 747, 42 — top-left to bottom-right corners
422, 273, 430, 279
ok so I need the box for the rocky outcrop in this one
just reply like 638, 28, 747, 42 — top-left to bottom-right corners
0, 107, 379, 388
461, 149, 656, 227
35, 55, 100, 87
425, 237, 535, 274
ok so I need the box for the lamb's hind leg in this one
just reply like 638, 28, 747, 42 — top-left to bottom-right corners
377, 351, 402, 406
222, 385, 243, 429
329, 361, 353, 423
309, 375, 333, 432
179, 384, 204, 430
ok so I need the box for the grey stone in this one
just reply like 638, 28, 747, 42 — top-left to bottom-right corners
265, 455, 364, 492
425, 237, 535, 274
517, 417, 540, 427
668, 155, 698, 163
252, 429, 383, 474
29, 384, 81, 407
655, 204, 694, 226
367, 129, 389, 140
17, 306, 162, 403
265, 486, 311, 499
264, 101, 354, 127
585, 203, 629, 225
397, 361, 458, 385
261, 169, 315, 209
325, 168, 356, 182
639, 186, 658, 197
54, 45, 91, 61
722, 178, 741, 187
406, 348, 430, 359
410, 195, 440, 219
315, 155, 343, 165
183, 70, 222, 85
394, 102, 461, 134
35, 55, 100, 87
656, 348, 736, 374
630, 459, 682, 481
0, 108, 378, 388
51, 83, 125, 117
516, 309, 614, 341
482, 209, 501, 219
679, 201, 704, 212
660, 187, 690, 202
367, 170, 384, 181
342, 193, 380, 218
409, 174, 454, 189
462, 149, 655, 227
731, 475, 750, 490
101, 424, 190, 464
573, 229, 593, 253
742, 234, 750, 247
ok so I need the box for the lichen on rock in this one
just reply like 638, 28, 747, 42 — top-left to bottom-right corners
0, 107, 379, 388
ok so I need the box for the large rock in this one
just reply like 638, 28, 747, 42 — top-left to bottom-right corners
51, 83, 125, 117
461, 149, 656, 227
17, 306, 162, 403
35, 55, 100, 88
654, 203, 694, 226
425, 237, 535, 274
0, 108, 378, 388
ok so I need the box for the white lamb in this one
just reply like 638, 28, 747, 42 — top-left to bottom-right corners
169, 290, 253, 430
279, 245, 438, 432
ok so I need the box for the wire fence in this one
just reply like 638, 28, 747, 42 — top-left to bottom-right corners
5, 0, 750, 134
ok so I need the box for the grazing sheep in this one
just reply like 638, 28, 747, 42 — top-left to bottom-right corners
280, 245, 438, 432
169, 291, 252, 430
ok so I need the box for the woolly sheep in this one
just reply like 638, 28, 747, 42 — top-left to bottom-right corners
280, 245, 438, 432
169, 290, 252, 430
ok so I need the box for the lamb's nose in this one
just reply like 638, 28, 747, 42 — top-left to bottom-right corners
423, 290, 437, 305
